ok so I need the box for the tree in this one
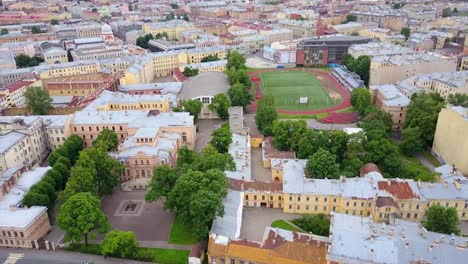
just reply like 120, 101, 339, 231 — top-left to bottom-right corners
405, 93, 446, 147
0, 28, 8, 35
400, 27, 411, 40
180, 99, 203, 120
183, 13, 190, 21
225, 68, 251, 87
365, 138, 399, 165
101, 230, 138, 258
46, 169, 64, 191
341, 157, 364, 177
255, 95, 277, 136
170, 3, 179, 9
423, 205, 460, 235
296, 130, 329, 159
58, 192, 110, 246
209, 124, 232, 153
292, 214, 330, 236
329, 130, 348, 162
448, 93, 468, 107
48, 151, 63, 167
306, 148, 340, 179
64, 166, 97, 198
176, 145, 197, 168
400, 127, 423, 155
22, 192, 51, 208
350, 87, 372, 116
56, 156, 72, 169
31, 26, 42, 34
342, 55, 370, 85
442, 7, 452, 18
93, 129, 119, 151
272, 120, 307, 151
92, 7, 98, 12
136, 34, 154, 49
226, 51, 246, 70
53, 162, 70, 188
165, 169, 228, 241
360, 108, 393, 141
145, 165, 178, 202
24, 86, 52, 115
197, 144, 236, 172
15, 54, 44, 68
228, 83, 253, 111
50, 19, 59, 25
209, 93, 231, 119
80, 148, 124, 195
201, 54, 220, 63
345, 14, 357, 23
183, 66, 199, 77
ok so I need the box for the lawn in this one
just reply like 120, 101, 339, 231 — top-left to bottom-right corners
271, 220, 302, 232
168, 214, 197, 245
277, 113, 329, 120
259, 71, 341, 111
400, 154, 438, 182
422, 150, 442, 167
65, 244, 189, 264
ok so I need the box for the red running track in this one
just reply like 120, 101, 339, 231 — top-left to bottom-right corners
248, 68, 351, 115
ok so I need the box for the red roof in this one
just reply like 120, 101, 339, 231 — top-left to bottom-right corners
378, 181, 419, 200
359, 163, 380, 177
4, 79, 36, 93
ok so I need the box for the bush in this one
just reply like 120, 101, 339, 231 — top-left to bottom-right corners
292, 214, 330, 236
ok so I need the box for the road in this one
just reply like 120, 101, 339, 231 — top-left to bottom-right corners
0, 248, 149, 264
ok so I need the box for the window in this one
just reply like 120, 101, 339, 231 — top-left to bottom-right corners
324, 197, 327, 202
245, 195, 249, 200
289, 205, 292, 210
270, 196, 273, 201
414, 213, 418, 219
289, 196, 292, 201
416, 204, 419, 210
332, 206, 336, 211
354, 202, 357, 207
306, 205, 309, 210
346, 202, 349, 206
254, 195, 257, 200
297, 196, 301, 202
314, 206, 318, 210
315, 197, 319, 202
262, 195, 265, 201
306, 196, 309, 202
407, 213, 411, 218
333, 198, 336, 203
445, 203, 449, 207
230, 260, 235, 264
401, 203, 404, 209
297, 205, 300, 210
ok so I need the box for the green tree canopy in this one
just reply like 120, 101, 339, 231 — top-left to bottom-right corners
58, 192, 110, 245
209, 93, 231, 119
423, 205, 460, 235
209, 124, 232, 153
165, 169, 228, 240
296, 129, 329, 159
442, 7, 452, 17
64, 165, 97, 198
31, 26, 42, 34
145, 165, 178, 202
15, 54, 44, 68
342, 55, 370, 85
292, 214, 330, 236
22, 192, 51, 208
400, 27, 411, 40
46, 169, 64, 191
350, 87, 372, 116
101, 230, 138, 258
24, 86, 52, 115
405, 93, 445, 147
306, 148, 340, 179
344, 14, 357, 23
53, 162, 70, 188
201, 54, 220, 63
226, 51, 246, 70
183, 13, 190, 21
50, 19, 59, 25
448, 93, 468, 107
197, 144, 236, 172
0, 28, 8, 35
180, 99, 203, 120
272, 120, 307, 151
255, 95, 277, 136
136, 34, 154, 49
92, 128, 119, 151
228, 83, 253, 111
225, 68, 252, 87
400, 127, 424, 155
183, 67, 199, 77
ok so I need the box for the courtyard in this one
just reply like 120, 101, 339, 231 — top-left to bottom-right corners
100, 189, 175, 242
240, 207, 301, 241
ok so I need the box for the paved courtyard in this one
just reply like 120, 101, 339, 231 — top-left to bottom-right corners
240, 207, 301, 241
100, 189, 175, 241
194, 119, 226, 152
251, 148, 271, 181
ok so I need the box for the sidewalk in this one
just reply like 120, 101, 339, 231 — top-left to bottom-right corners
89, 240, 193, 250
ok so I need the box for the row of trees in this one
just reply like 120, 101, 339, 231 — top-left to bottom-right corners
200, 54, 220, 63
23, 135, 84, 209
136, 32, 169, 49
15, 54, 44, 68
145, 137, 234, 240
225, 51, 253, 111
448, 93, 468, 107
24, 86, 53, 115
342, 54, 370, 86
292, 214, 330, 236
255, 95, 278, 136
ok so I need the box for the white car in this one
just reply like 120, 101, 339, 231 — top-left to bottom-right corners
214, 125, 221, 129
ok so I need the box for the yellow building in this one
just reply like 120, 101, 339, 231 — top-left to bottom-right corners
142, 20, 194, 40
88, 91, 171, 113
370, 84, 410, 130
433, 106, 468, 176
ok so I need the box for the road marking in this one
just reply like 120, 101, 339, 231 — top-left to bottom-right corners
3, 253, 24, 264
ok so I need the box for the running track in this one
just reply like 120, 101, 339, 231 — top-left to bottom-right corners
248, 68, 351, 115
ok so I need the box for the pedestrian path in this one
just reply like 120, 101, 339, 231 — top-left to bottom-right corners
2, 253, 23, 264
89, 240, 193, 250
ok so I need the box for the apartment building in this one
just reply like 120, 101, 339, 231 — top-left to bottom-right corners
0, 32, 57, 44
43, 72, 119, 97
53, 22, 102, 40
70, 43, 146, 61
259, 28, 293, 45
328, 213, 467, 264
0, 76, 42, 108
369, 53, 457, 86
0, 50, 16, 71
109, 21, 142, 41
278, 19, 316, 39
0, 41, 35, 57
41, 115, 72, 151
118, 82, 182, 97
370, 84, 410, 130
40, 42, 68, 64
348, 42, 415, 58
433, 106, 468, 176
142, 20, 194, 40
84, 91, 171, 113
0, 166, 51, 249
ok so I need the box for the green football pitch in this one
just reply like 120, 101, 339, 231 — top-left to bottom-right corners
259, 71, 341, 111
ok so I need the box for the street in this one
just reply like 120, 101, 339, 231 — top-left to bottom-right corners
0, 248, 149, 264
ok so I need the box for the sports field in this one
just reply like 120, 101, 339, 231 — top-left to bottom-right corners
259, 71, 342, 111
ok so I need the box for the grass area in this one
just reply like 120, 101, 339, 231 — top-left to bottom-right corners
65, 244, 189, 264
271, 220, 302, 232
168, 214, 197, 245
422, 150, 442, 167
277, 112, 330, 119
400, 154, 438, 182
259, 71, 341, 111
336, 107, 355, 113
